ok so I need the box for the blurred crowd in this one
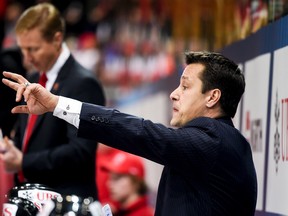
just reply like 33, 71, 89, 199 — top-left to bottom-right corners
0, 0, 176, 105
1, 0, 288, 104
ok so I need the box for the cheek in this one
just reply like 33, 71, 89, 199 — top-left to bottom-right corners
181, 96, 201, 119
181, 97, 195, 113
38, 48, 52, 59
37, 43, 56, 58
109, 179, 132, 199
110, 178, 130, 193
35, 50, 55, 69
30, 49, 47, 64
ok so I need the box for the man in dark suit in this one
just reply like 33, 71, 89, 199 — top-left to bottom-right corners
2, 51, 257, 215
0, 3, 105, 199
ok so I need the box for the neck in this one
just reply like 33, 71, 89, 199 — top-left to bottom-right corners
121, 193, 140, 208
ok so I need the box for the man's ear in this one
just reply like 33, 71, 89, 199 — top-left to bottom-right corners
206, 89, 221, 108
53, 32, 63, 49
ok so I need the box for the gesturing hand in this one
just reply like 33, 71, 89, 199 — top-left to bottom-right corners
2, 71, 59, 115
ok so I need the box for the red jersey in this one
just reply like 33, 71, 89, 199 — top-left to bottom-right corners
115, 196, 154, 216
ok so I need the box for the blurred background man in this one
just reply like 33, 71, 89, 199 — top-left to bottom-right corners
0, 2, 105, 199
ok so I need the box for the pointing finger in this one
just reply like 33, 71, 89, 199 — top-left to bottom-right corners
3, 71, 28, 84
2, 71, 30, 102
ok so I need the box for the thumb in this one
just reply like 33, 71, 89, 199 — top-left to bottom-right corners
0, 136, 12, 154
4, 136, 14, 150
12, 105, 30, 114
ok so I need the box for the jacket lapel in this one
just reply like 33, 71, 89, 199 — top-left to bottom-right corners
50, 55, 74, 95
29, 55, 74, 140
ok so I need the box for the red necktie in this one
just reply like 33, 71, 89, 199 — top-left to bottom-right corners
18, 72, 48, 182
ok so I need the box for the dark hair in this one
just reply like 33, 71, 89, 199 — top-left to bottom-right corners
15, 3, 65, 42
130, 175, 148, 196
185, 51, 245, 118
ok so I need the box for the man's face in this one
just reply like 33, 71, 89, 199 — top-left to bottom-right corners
16, 28, 61, 72
170, 63, 210, 127
108, 173, 136, 204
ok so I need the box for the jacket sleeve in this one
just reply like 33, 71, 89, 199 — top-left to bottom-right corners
78, 103, 222, 173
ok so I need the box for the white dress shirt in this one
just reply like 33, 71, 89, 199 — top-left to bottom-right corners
45, 43, 70, 91
53, 96, 82, 128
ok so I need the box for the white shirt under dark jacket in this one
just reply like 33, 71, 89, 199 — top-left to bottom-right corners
53, 96, 81, 128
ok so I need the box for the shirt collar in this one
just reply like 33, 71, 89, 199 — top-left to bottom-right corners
45, 43, 70, 80
44, 43, 70, 91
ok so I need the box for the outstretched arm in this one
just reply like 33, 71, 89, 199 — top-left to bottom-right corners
2, 71, 59, 115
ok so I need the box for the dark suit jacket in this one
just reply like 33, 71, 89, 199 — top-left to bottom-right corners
14, 55, 105, 198
77, 104, 257, 216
